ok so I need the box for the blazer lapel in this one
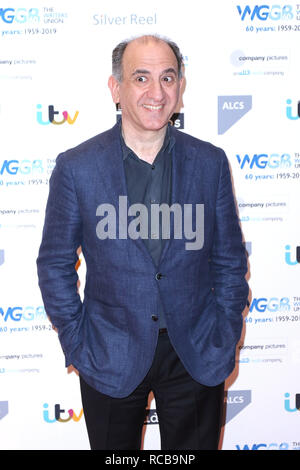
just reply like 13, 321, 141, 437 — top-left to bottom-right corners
94, 123, 154, 262
159, 128, 197, 264
94, 123, 127, 207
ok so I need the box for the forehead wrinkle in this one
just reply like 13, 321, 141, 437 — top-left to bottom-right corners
123, 40, 178, 75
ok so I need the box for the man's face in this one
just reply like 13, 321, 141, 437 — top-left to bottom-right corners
109, 38, 183, 134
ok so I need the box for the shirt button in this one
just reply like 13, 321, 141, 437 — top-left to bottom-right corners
155, 273, 163, 280
151, 315, 158, 322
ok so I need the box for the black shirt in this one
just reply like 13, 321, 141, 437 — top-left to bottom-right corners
120, 125, 175, 328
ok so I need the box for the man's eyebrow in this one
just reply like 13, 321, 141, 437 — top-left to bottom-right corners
161, 68, 177, 75
131, 69, 150, 76
131, 67, 178, 77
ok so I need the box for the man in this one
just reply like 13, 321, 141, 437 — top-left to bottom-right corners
37, 34, 249, 450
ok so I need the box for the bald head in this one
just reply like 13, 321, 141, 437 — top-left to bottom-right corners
112, 34, 183, 82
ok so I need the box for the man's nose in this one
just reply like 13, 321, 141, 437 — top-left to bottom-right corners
147, 80, 165, 102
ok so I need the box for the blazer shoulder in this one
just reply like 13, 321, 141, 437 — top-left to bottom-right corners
55, 124, 119, 168
172, 127, 226, 162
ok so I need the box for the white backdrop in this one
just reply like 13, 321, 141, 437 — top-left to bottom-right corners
0, 0, 300, 451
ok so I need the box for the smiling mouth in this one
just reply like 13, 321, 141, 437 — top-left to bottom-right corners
143, 104, 163, 111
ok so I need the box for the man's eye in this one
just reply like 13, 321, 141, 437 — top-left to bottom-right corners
162, 76, 174, 83
136, 76, 147, 82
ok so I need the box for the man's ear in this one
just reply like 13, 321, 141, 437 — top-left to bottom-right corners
108, 75, 120, 104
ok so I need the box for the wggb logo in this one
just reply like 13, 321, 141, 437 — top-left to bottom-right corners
0, 306, 47, 321
236, 5, 294, 21
236, 153, 292, 169
0, 160, 44, 175
0, 8, 39, 23
249, 297, 290, 313
236, 442, 289, 450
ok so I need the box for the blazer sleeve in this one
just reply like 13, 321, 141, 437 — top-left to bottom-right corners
210, 150, 249, 337
36, 154, 83, 366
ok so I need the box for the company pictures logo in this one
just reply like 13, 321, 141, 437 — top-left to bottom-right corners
36, 105, 79, 125
218, 96, 252, 134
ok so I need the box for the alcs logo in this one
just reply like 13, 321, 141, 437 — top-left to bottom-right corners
236, 5, 293, 21
236, 153, 292, 169
0, 8, 39, 23
249, 297, 290, 313
0, 401, 8, 420
218, 95, 252, 134
36, 105, 79, 125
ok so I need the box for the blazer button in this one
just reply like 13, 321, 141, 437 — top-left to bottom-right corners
155, 273, 162, 280
151, 315, 158, 322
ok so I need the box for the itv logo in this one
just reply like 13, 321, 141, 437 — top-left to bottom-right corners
285, 245, 300, 265
284, 393, 300, 412
43, 403, 83, 423
36, 104, 79, 125
286, 99, 300, 120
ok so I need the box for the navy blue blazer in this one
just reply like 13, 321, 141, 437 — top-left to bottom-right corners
37, 122, 249, 398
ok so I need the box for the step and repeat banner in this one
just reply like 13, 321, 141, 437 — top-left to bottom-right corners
0, 0, 300, 451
